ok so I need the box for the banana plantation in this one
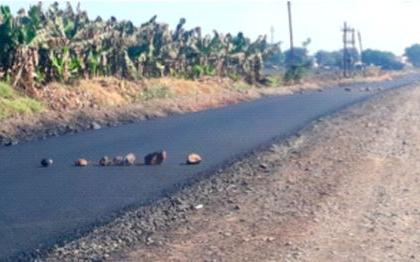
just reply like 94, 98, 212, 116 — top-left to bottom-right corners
0, 2, 273, 94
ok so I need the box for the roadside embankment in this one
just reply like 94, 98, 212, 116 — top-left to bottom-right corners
0, 71, 401, 146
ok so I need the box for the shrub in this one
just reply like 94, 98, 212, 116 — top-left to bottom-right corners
0, 82, 43, 119
284, 65, 307, 84
0, 82, 14, 99
139, 85, 173, 101
232, 82, 252, 92
265, 75, 283, 87
191, 65, 204, 79
405, 44, 420, 67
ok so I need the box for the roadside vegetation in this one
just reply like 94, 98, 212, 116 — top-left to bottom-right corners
0, 82, 43, 120
0, 3, 272, 94
405, 44, 420, 67
139, 84, 173, 101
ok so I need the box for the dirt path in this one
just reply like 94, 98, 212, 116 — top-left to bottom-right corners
120, 85, 420, 261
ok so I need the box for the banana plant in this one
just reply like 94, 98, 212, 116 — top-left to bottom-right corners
86, 49, 100, 77
50, 46, 71, 81
0, 2, 275, 86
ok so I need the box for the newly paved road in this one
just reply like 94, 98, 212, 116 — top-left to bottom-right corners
1, 75, 420, 259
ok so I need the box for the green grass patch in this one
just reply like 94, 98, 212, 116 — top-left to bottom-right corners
0, 82, 14, 99
139, 85, 174, 101
231, 82, 252, 93
0, 82, 43, 120
265, 75, 283, 87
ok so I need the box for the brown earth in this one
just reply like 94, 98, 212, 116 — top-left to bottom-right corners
117, 84, 420, 261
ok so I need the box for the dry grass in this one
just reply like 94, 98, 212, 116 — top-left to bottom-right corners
145, 77, 230, 96
38, 77, 245, 111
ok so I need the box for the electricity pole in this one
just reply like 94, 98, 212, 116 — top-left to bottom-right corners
357, 30, 365, 74
357, 31, 364, 63
342, 22, 356, 78
342, 22, 348, 77
287, 1, 295, 67
270, 26, 275, 44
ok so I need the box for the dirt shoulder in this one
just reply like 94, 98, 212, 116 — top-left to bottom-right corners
118, 80, 420, 261
0, 71, 400, 146
40, 81, 420, 261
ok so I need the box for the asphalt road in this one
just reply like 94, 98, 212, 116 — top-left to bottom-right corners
1, 74, 420, 260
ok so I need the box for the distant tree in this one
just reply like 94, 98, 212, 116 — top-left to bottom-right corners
314, 49, 359, 69
362, 49, 404, 70
342, 48, 360, 67
284, 47, 313, 68
283, 46, 313, 84
283, 39, 313, 83
315, 50, 341, 68
264, 43, 284, 68
405, 44, 420, 67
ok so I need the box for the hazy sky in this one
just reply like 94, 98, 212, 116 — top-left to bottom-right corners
3, 0, 420, 55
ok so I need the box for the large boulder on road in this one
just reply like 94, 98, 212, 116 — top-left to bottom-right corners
186, 153, 202, 165
99, 156, 112, 166
124, 153, 136, 166
144, 150, 167, 165
75, 159, 89, 167
41, 158, 53, 167
90, 121, 102, 130
113, 156, 125, 166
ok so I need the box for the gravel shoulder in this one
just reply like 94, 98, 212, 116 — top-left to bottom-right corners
40, 83, 420, 261
120, 84, 420, 262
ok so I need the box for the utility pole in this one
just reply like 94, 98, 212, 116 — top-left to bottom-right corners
270, 26, 275, 45
357, 30, 365, 74
342, 22, 356, 78
357, 31, 364, 63
342, 22, 348, 77
287, 1, 295, 67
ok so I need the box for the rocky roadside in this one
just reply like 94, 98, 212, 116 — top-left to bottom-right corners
0, 72, 401, 147
37, 82, 420, 261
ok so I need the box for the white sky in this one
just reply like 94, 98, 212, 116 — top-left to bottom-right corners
289, 0, 420, 55
4, 0, 420, 55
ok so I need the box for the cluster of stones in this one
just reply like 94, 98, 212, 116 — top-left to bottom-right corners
98, 153, 137, 167
40, 151, 202, 168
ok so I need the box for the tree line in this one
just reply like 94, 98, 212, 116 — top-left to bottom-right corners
2, 2, 420, 93
0, 2, 274, 94
268, 42, 420, 73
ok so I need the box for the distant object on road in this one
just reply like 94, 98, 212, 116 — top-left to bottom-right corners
113, 156, 125, 166
99, 156, 112, 166
145, 151, 167, 165
186, 153, 202, 165
41, 158, 53, 167
124, 153, 137, 166
75, 159, 89, 167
